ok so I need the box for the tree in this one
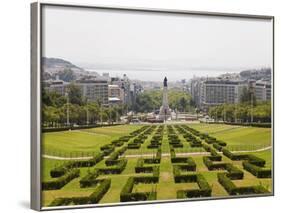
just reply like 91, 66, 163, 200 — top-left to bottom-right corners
195, 108, 200, 119
135, 89, 193, 113
57, 69, 75, 82
240, 86, 256, 105
179, 97, 188, 112
42, 88, 67, 107
208, 101, 271, 123
42, 105, 60, 127
87, 102, 100, 124
67, 83, 83, 105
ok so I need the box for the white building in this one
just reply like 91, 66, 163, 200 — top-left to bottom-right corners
44, 78, 69, 96
254, 80, 271, 101
76, 79, 109, 105
108, 84, 124, 104
200, 79, 242, 110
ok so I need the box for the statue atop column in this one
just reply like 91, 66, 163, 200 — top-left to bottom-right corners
164, 77, 167, 87
159, 77, 171, 121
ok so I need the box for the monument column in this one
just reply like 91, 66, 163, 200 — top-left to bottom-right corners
159, 77, 171, 121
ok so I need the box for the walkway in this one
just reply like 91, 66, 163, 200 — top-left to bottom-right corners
42, 146, 271, 161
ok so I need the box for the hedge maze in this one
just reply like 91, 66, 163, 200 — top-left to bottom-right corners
42, 124, 272, 207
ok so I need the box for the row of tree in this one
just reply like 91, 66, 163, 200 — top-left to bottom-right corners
43, 103, 123, 127
208, 101, 271, 123
42, 84, 125, 128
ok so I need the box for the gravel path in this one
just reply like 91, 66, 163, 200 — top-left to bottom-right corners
42, 146, 271, 161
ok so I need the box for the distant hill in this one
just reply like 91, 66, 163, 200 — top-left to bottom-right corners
42, 57, 84, 72
42, 57, 99, 82
240, 68, 271, 81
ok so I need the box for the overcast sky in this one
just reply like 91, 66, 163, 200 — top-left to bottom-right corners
42, 5, 273, 81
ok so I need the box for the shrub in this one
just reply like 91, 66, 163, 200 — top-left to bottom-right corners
42, 169, 80, 190
173, 168, 197, 183
102, 147, 114, 156
218, 172, 270, 195
213, 143, 223, 151
98, 159, 128, 174
87, 179, 111, 203
217, 173, 237, 195
177, 163, 196, 172
222, 148, 248, 160
247, 155, 266, 167
210, 148, 221, 158
226, 164, 244, 179
49, 178, 111, 206
202, 143, 211, 152
217, 140, 227, 146
50, 165, 69, 178
79, 170, 99, 188
128, 143, 141, 149
105, 146, 127, 166
120, 177, 157, 202
203, 156, 227, 170
147, 144, 160, 149
176, 174, 211, 198
242, 161, 271, 178
50, 152, 104, 177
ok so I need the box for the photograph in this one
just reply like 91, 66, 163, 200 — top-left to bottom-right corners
38, 3, 273, 209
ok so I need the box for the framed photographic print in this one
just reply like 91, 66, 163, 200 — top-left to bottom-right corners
31, 1, 274, 211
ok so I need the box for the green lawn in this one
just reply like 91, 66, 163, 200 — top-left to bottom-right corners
189, 123, 272, 150
42, 123, 273, 207
43, 125, 143, 156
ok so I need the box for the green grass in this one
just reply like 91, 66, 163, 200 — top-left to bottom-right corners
43, 125, 143, 156
189, 123, 272, 150
42, 123, 273, 207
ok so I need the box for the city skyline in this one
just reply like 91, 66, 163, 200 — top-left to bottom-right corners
43, 56, 270, 82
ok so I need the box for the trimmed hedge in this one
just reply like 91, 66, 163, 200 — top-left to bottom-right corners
79, 170, 99, 188
42, 124, 121, 133
172, 156, 196, 166
222, 148, 248, 160
120, 176, 157, 202
50, 152, 104, 178
42, 169, 80, 190
129, 125, 150, 136
50, 165, 69, 178
213, 143, 223, 151
147, 127, 163, 149
105, 146, 128, 166
127, 126, 157, 150
217, 173, 237, 195
218, 173, 269, 195
127, 143, 141, 149
210, 148, 221, 158
173, 165, 196, 183
176, 174, 212, 198
49, 179, 111, 206
147, 144, 160, 149
247, 155, 266, 167
202, 143, 211, 152
203, 156, 227, 170
242, 161, 271, 178
98, 159, 128, 174
222, 149, 267, 171
226, 164, 244, 179
217, 140, 227, 146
